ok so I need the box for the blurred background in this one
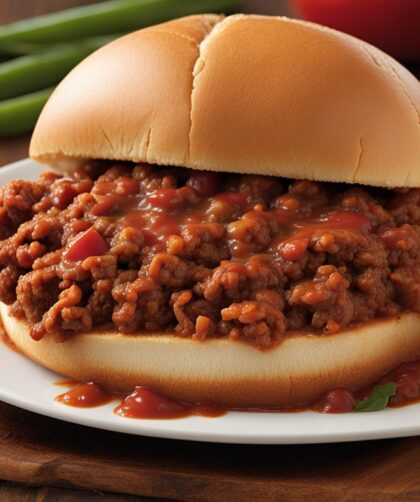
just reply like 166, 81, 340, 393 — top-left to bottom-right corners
0, 0, 419, 164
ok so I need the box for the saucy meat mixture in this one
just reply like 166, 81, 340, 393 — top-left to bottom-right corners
1, 161, 419, 348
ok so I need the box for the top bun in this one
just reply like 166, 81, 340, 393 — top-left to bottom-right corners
30, 14, 420, 187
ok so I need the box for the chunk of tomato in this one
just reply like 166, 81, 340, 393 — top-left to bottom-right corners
64, 227, 108, 262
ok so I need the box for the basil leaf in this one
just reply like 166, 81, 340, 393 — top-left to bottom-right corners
354, 382, 397, 412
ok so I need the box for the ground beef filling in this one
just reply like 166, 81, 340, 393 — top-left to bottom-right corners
1, 162, 420, 348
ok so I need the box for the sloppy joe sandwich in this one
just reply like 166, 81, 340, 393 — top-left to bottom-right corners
1, 14, 420, 408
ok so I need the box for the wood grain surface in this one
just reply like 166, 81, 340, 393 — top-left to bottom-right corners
0, 400, 419, 502
0, 1, 419, 501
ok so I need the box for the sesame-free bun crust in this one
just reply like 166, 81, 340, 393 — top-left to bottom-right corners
2, 302, 420, 406
30, 14, 420, 187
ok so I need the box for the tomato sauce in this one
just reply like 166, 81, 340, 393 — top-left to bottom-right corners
114, 387, 225, 419
312, 389, 356, 413
56, 382, 225, 419
277, 211, 371, 262
3, 160, 420, 352
74, 166, 373, 265
55, 359, 420, 418
55, 382, 117, 408
379, 226, 415, 251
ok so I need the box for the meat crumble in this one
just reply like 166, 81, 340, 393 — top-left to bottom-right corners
1, 161, 420, 348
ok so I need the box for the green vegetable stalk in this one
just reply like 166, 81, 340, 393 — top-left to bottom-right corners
0, 88, 54, 137
0, 0, 240, 47
0, 41, 50, 57
0, 35, 119, 100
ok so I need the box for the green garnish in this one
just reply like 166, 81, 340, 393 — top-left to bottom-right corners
354, 382, 397, 412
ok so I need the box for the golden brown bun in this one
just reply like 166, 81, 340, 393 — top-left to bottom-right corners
2, 302, 420, 406
30, 14, 420, 187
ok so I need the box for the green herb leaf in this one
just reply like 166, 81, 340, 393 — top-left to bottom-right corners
354, 382, 397, 412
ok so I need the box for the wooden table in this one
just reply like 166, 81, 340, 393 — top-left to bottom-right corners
0, 1, 419, 501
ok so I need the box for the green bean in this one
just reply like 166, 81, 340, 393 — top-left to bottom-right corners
0, 0, 240, 46
0, 88, 53, 137
0, 41, 47, 57
0, 35, 120, 100
0, 33, 121, 57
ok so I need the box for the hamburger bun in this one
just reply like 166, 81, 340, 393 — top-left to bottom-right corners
30, 14, 420, 187
1, 14, 420, 408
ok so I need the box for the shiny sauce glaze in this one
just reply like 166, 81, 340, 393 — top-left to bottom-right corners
85, 170, 372, 261
56, 383, 225, 418
3, 163, 420, 348
56, 381, 117, 408
114, 387, 225, 419
55, 359, 420, 417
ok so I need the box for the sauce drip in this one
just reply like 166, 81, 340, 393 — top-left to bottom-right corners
56, 383, 224, 419
56, 382, 116, 408
114, 387, 224, 419
55, 359, 420, 417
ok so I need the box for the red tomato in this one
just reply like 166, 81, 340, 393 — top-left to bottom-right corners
64, 227, 108, 262
289, 0, 420, 61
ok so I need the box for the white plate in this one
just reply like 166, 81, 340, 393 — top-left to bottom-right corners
0, 158, 419, 445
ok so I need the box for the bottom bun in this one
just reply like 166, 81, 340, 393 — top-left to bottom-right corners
1, 302, 420, 407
